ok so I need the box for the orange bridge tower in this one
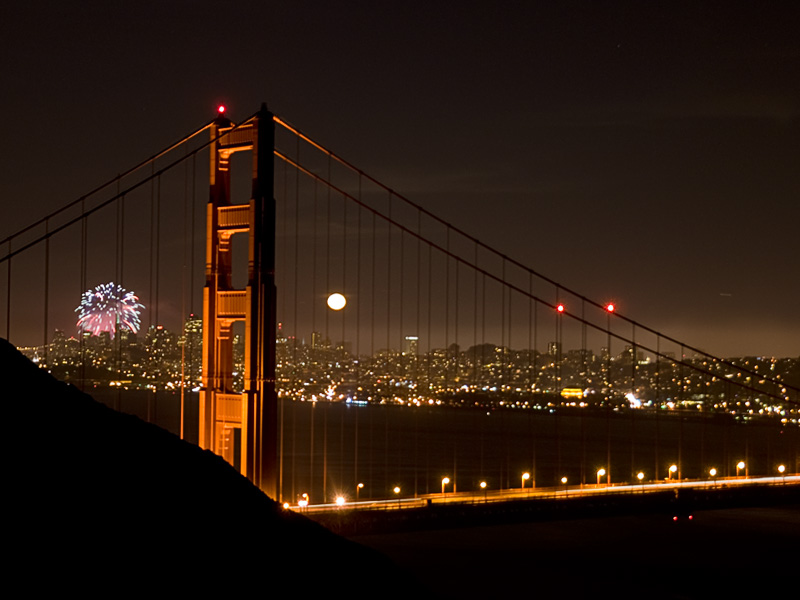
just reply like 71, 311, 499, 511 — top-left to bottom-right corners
199, 104, 277, 499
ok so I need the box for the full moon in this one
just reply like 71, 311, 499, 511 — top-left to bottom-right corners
327, 293, 346, 311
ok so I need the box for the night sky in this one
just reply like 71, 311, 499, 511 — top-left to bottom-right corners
1, 1, 798, 357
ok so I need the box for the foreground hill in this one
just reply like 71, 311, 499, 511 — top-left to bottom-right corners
2, 338, 415, 595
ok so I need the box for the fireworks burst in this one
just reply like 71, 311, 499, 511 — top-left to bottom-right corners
76, 282, 144, 339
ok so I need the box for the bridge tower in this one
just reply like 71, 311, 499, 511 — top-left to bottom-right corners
199, 104, 278, 498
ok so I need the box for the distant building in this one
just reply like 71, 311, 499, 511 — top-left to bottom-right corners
404, 335, 419, 356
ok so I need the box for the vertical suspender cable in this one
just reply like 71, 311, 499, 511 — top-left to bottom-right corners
151, 173, 162, 424
528, 273, 533, 393
290, 148, 298, 501
506, 269, 511, 390
371, 211, 376, 359
427, 243, 432, 396
445, 229, 450, 390
533, 285, 538, 392
148, 165, 155, 331
180, 157, 188, 440
655, 335, 661, 478
312, 179, 318, 349
115, 178, 123, 412
321, 154, 329, 501
293, 135, 300, 373
581, 300, 587, 391
341, 191, 346, 361
386, 192, 392, 356
454, 236, 459, 389
417, 212, 422, 389
155, 175, 161, 325
43, 220, 49, 365
630, 323, 636, 479
474, 243, 479, 384
481, 271, 486, 389
79, 200, 88, 390
293, 130, 301, 500
280, 137, 289, 387
325, 155, 332, 348
554, 285, 560, 394
4, 240, 9, 340
385, 192, 391, 487
399, 221, 404, 393
189, 154, 196, 396
500, 261, 506, 390
413, 210, 421, 495
354, 176, 362, 492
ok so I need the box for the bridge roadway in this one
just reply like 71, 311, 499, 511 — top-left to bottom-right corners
289, 474, 800, 514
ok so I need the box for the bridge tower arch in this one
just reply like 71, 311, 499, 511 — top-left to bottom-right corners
199, 104, 278, 498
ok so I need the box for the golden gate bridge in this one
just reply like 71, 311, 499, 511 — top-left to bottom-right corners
2, 104, 798, 506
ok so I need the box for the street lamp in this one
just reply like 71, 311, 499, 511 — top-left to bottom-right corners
736, 461, 745, 478
709, 467, 717, 489
778, 464, 786, 484
561, 476, 568, 497
335, 496, 346, 508
441, 477, 450, 496
668, 464, 678, 482
637, 471, 644, 490
596, 468, 606, 486
521, 472, 530, 491
480, 480, 487, 502
393, 486, 401, 509
356, 482, 364, 501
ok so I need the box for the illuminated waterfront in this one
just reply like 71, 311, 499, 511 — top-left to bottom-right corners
87, 389, 799, 506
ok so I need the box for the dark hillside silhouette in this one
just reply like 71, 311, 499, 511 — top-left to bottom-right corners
2, 338, 416, 595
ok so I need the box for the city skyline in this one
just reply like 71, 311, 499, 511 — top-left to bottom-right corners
21, 316, 798, 420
